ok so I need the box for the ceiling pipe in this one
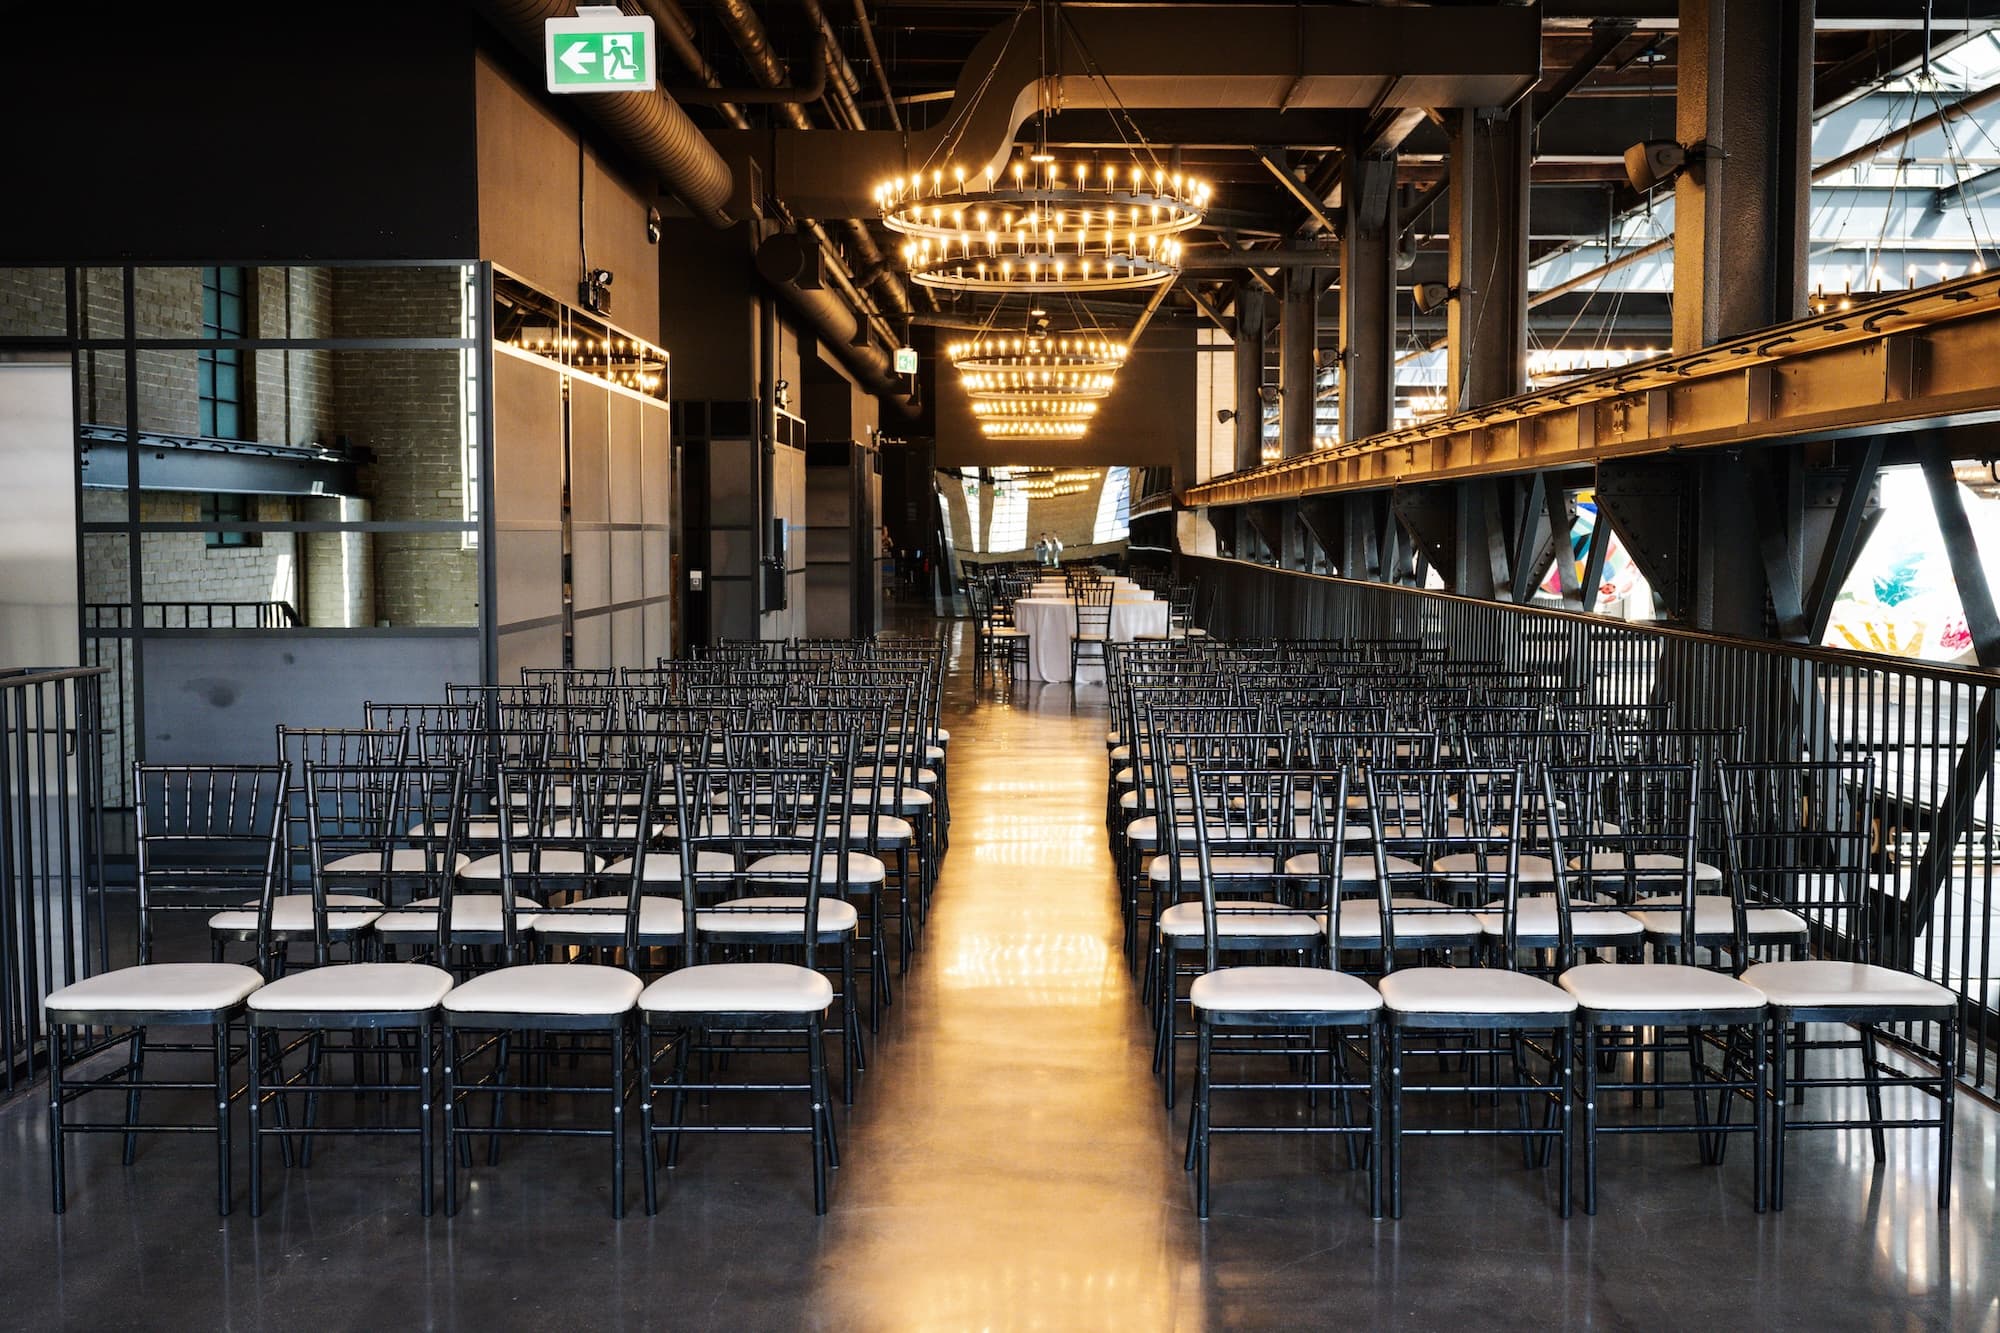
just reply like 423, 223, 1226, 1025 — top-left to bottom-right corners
471, 0, 732, 226
643, 0, 913, 414
849, 0, 903, 132
668, 44, 825, 105
708, 0, 917, 322
705, 4, 1540, 217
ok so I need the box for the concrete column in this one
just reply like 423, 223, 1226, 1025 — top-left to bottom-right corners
1279, 268, 1322, 458
1446, 106, 1531, 411
1673, 0, 1813, 351
1340, 148, 1398, 442
1231, 284, 1268, 472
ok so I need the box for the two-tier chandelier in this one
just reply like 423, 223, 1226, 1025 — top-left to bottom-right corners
878, 159, 1207, 293
949, 329, 1126, 438
877, 0, 1208, 295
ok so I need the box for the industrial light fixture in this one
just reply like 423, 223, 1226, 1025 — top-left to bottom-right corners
877, 0, 1207, 294
946, 335, 1127, 400
1216, 408, 1237, 425
879, 158, 1206, 293
1412, 282, 1457, 316
1623, 139, 1713, 193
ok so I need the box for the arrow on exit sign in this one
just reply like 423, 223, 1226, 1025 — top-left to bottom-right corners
545, 14, 656, 93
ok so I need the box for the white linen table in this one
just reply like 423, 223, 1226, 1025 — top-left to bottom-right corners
1012, 596, 1172, 683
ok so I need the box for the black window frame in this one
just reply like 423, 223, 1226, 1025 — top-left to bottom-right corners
198, 265, 247, 439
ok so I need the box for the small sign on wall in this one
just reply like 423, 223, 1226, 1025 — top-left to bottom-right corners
546, 8, 656, 93
893, 347, 919, 375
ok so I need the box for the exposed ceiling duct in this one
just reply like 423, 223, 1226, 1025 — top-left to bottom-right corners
706, 4, 1542, 218
470, 0, 734, 227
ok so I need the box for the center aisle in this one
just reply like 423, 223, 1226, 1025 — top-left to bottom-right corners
820, 620, 1203, 1326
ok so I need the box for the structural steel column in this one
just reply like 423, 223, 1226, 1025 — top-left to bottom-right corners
1232, 284, 1269, 472
1279, 268, 1322, 459
1673, 0, 1812, 351
1341, 148, 1398, 442
1446, 106, 1531, 411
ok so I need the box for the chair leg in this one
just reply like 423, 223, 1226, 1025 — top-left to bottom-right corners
1556, 1023, 1573, 1220
641, 1019, 661, 1216
213, 1019, 234, 1217
418, 1019, 435, 1218
1581, 1022, 1599, 1217
1939, 1012, 1958, 1211
1751, 1018, 1768, 1215
1858, 1023, 1888, 1161
808, 1015, 830, 1216
1367, 1020, 1384, 1221
610, 1019, 627, 1220
48, 1023, 67, 1215
1193, 1020, 1212, 1220
121, 1027, 146, 1165
1387, 1024, 1405, 1220
247, 1022, 266, 1218
1770, 1017, 1788, 1212
443, 1027, 461, 1217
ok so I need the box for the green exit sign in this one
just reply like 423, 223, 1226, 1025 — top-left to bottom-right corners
545, 12, 656, 93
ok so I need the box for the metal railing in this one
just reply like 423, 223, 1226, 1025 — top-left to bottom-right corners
1184, 554, 2000, 1093
0, 667, 110, 1098
88, 601, 302, 630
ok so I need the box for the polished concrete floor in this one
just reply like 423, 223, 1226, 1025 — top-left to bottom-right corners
2, 614, 1998, 1329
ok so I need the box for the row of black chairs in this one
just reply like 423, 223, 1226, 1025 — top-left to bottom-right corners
44, 635, 952, 1219
1098, 637, 1959, 1220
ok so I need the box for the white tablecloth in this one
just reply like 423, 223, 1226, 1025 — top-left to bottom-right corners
1013, 597, 1172, 683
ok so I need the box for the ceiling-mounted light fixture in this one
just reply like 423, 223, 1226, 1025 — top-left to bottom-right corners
877, 0, 1207, 294
1412, 282, 1458, 317
1623, 139, 1714, 193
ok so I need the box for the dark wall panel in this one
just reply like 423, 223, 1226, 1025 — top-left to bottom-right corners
0, 4, 479, 263
143, 632, 481, 765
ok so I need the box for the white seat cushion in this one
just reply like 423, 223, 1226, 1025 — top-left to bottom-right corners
852, 785, 933, 809
1319, 899, 1482, 941
1569, 852, 1723, 883
603, 849, 736, 883
1631, 894, 1809, 939
1378, 967, 1577, 1016
1434, 853, 1556, 883
1559, 962, 1765, 1012
1118, 790, 1139, 811
699, 896, 859, 935
1191, 966, 1382, 1015
1157, 900, 1321, 938
322, 849, 471, 875
375, 894, 542, 935
46, 963, 264, 1015
1285, 852, 1420, 881
639, 962, 833, 1014
1739, 960, 1956, 1010
1147, 853, 1276, 883
833, 814, 916, 843
443, 963, 641, 1017
459, 850, 600, 880
247, 963, 455, 1013
856, 765, 936, 786
209, 893, 383, 933
746, 851, 887, 885
1109, 745, 1131, 763
1479, 895, 1641, 939
533, 895, 684, 938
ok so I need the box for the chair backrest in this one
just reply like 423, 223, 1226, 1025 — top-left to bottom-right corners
1718, 758, 1877, 964
1074, 584, 1115, 637
446, 682, 554, 727
1544, 761, 1703, 967
1187, 765, 1349, 972
1366, 766, 1523, 961
275, 726, 407, 887
670, 756, 837, 971
303, 760, 410, 963
133, 763, 287, 966
364, 701, 478, 741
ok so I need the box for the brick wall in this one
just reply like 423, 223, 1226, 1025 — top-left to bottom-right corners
333, 266, 478, 626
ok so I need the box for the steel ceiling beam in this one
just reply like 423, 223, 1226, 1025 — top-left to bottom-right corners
1181, 270, 2000, 506
702, 4, 1540, 218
